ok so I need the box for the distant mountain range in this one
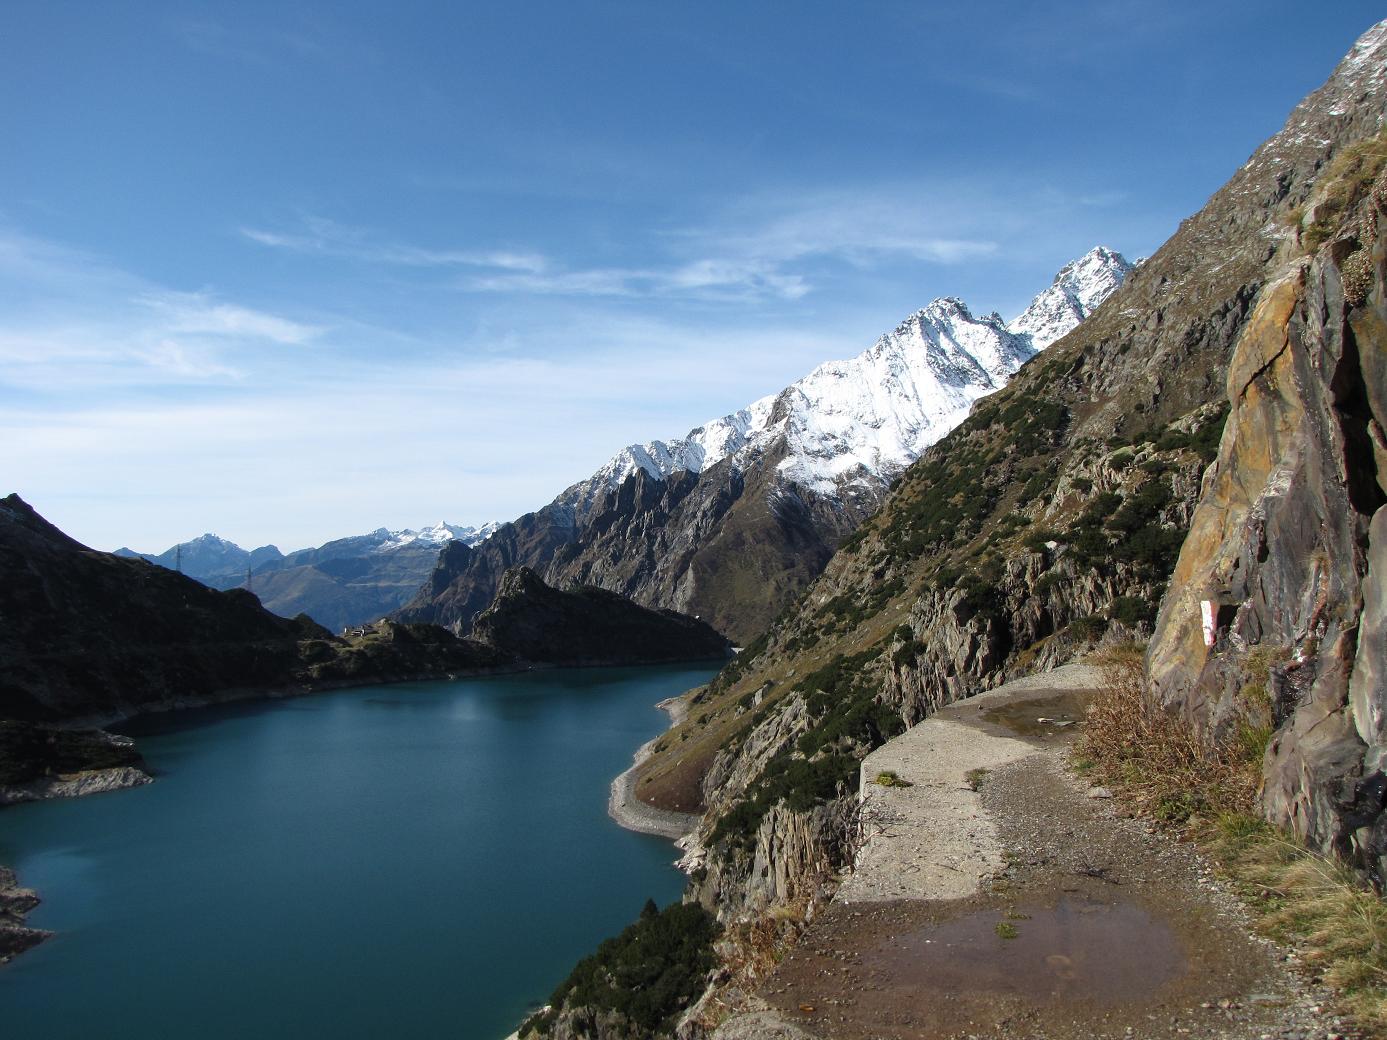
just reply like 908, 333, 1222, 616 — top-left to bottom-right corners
116, 522, 498, 632
398, 247, 1134, 643
0, 492, 725, 727
124, 247, 1131, 640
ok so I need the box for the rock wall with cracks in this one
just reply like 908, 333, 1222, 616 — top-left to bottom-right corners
1149, 165, 1387, 880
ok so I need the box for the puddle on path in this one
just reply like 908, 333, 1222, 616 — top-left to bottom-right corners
979, 690, 1090, 738
862, 894, 1186, 1004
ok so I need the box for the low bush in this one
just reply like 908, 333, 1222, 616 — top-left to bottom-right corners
1108, 595, 1156, 628
526, 901, 720, 1037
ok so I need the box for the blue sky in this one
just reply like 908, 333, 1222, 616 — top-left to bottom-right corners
3, 2, 1382, 552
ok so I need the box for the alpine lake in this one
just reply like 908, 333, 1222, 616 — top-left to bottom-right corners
0, 664, 719, 1039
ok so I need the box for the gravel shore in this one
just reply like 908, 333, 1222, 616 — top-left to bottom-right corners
607, 694, 701, 840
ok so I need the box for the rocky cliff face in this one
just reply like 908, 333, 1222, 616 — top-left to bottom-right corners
471, 567, 731, 667
614, 21, 1387, 928
398, 251, 1131, 645
1148, 110, 1387, 877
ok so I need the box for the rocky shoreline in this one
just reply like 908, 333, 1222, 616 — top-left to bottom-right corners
0, 867, 48, 965
607, 693, 702, 841
0, 765, 153, 806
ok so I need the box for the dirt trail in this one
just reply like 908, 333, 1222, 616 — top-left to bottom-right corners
712, 666, 1359, 1040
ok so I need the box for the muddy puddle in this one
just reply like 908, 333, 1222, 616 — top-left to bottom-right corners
978, 690, 1090, 738
863, 894, 1185, 1004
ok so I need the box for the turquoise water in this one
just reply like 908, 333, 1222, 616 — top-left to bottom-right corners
0, 665, 717, 1039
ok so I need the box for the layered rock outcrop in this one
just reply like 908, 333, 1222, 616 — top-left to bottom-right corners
0, 867, 46, 964
0, 722, 152, 805
1148, 123, 1387, 878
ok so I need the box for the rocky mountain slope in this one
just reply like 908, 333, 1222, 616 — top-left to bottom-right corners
397, 248, 1133, 645
1, 494, 732, 729
1146, 111, 1387, 877
472, 568, 731, 667
115, 533, 285, 584
613, 17, 1387, 932
120, 521, 498, 632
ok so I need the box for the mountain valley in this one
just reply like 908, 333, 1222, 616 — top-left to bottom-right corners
5, 13, 1387, 1040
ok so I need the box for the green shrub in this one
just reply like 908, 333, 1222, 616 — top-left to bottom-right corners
527, 901, 720, 1036
1023, 529, 1060, 553
891, 639, 926, 668
710, 648, 903, 849
1108, 595, 1156, 628
1019, 468, 1055, 502
873, 770, 912, 788
1068, 614, 1108, 640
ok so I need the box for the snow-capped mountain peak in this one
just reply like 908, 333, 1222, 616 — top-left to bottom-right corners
189, 533, 239, 549
1007, 246, 1134, 349
373, 521, 498, 553
560, 246, 1132, 516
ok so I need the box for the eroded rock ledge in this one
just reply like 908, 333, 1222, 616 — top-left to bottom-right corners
0, 867, 48, 964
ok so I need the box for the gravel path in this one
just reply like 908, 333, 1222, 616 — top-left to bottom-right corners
712, 664, 1363, 1040
837, 718, 1034, 903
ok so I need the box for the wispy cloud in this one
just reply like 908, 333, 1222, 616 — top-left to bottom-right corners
244, 197, 996, 304
0, 229, 327, 389
682, 190, 1003, 268
462, 257, 809, 301
240, 216, 547, 272
136, 291, 323, 345
3, 295, 858, 550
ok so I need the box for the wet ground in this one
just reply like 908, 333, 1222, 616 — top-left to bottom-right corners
975, 690, 1089, 739
733, 671, 1359, 1040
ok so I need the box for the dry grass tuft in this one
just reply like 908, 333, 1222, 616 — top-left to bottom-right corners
1301, 128, 1387, 251
688, 895, 816, 1031
1077, 643, 1259, 822
1078, 643, 1387, 1032
1207, 814, 1387, 1032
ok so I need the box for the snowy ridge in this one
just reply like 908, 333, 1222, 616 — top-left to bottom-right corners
373, 521, 498, 552
769, 297, 1032, 495
1007, 246, 1135, 348
562, 246, 1133, 511
134, 520, 498, 566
